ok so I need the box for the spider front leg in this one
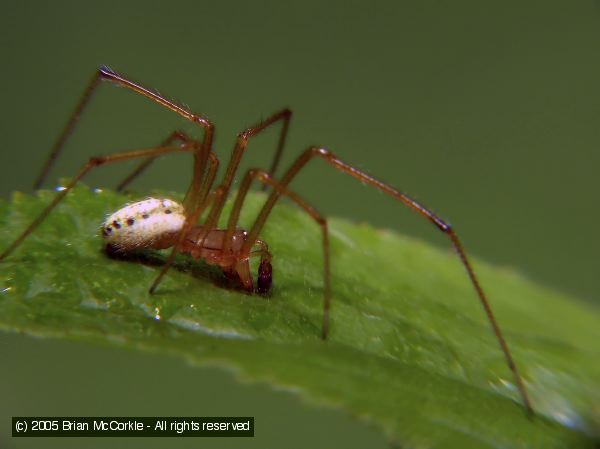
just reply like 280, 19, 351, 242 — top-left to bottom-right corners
240, 147, 534, 416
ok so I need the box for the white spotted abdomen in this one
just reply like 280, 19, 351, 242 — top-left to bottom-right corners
102, 198, 185, 250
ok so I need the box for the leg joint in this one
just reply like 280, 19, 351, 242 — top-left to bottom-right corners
433, 217, 452, 233
98, 65, 117, 78
249, 168, 269, 181
309, 146, 330, 158
194, 117, 214, 130
88, 156, 105, 167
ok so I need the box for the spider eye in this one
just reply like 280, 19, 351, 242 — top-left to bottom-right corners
256, 259, 272, 295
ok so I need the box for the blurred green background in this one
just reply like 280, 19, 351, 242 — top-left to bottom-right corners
1, 1, 598, 448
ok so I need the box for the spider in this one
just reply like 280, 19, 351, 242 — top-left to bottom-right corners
0, 66, 533, 415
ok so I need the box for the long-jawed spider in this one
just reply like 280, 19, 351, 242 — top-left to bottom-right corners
0, 66, 533, 416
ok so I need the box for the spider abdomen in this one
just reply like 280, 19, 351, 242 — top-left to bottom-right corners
102, 198, 185, 250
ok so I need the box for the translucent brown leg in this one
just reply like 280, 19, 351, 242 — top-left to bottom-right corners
262, 109, 292, 187
1, 143, 198, 261
225, 168, 331, 339
193, 109, 293, 246
33, 66, 215, 193
115, 130, 195, 192
241, 147, 534, 416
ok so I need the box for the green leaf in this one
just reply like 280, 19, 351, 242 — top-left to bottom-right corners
0, 185, 598, 448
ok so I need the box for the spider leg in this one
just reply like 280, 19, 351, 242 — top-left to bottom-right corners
240, 146, 534, 416
192, 109, 293, 247
33, 66, 215, 204
116, 106, 290, 194
225, 169, 330, 339
262, 109, 292, 188
1, 143, 198, 261
115, 130, 198, 192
